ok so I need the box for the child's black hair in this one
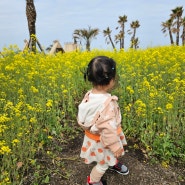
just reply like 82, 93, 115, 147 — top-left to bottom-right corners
84, 56, 116, 86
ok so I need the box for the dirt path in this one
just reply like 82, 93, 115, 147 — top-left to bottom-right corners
48, 136, 185, 185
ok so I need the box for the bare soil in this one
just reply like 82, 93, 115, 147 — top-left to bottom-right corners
24, 133, 185, 185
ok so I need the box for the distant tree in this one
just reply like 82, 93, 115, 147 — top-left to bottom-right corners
26, 0, 36, 52
73, 26, 99, 51
115, 32, 123, 49
170, 6, 184, 45
103, 27, 115, 49
117, 15, 128, 49
132, 37, 139, 49
181, 16, 185, 45
161, 18, 174, 45
128, 20, 140, 49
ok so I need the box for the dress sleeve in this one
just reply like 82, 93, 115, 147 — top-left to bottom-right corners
77, 91, 91, 130
95, 98, 123, 153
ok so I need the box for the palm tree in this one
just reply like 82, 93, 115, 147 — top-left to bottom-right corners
161, 18, 174, 45
181, 16, 185, 46
73, 26, 99, 51
170, 6, 184, 45
135, 38, 139, 49
26, 0, 36, 52
103, 27, 115, 49
117, 15, 127, 49
115, 32, 123, 49
128, 20, 140, 49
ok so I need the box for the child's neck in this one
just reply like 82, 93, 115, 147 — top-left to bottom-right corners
92, 86, 109, 94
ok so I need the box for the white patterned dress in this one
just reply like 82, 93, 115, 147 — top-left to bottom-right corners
77, 91, 127, 166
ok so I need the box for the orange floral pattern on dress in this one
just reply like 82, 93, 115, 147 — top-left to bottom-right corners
81, 147, 87, 152
107, 156, 111, 161
98, 148, 103, 153
99, 160, 105, 165
87, 141, 91, 146
90, 152, 96, 156
120, 135, 125, 140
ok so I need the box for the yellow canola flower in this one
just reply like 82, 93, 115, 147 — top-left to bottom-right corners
0, 114, 11, 123
0, 145, 11, 154
134, 99, 147, 117
155, 107, 164, 114
46, 99, 53, 108
125, 103, 132, 112
17, 132, 23, 137
26, 104, 35, 111
30, 86, 39, 93
0, 124, 8, 133
149, 92, 155, 98
161, 161, 169, 168
12, 139, 20, 146
126, 86, 134, 94
30, 117, 37, 123
4, 101, 14, 111
12, 139, 20, 143
14, 108, 21, 117
5, 65, 15, 71
159, 132, 165, 137
142, 79, 150, 89
0, 176, 11, 185
62, 89, 68, 94
48, 136, 53, 139
18, 88, 24, 94
166, 103, 173, 110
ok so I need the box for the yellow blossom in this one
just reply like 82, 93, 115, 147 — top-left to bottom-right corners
46, 99, 53, 108
161, 161, 169, 168
30, 86, 39, 93
126, 86, 134, 94
166, 103, 173, 110
12, 139, 20, 146
30, 117, 37, 123
0, 145, 11, 154
48, 136, 53, 139
0, 114, 11, 123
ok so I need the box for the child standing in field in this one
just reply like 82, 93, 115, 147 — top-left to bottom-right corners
77, 56, 129, 185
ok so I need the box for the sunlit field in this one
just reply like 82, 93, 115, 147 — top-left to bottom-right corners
0, 46, 185, 184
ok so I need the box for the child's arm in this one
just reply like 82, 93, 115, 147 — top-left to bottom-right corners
99, 120, 122, 153
95, 99, 123, 154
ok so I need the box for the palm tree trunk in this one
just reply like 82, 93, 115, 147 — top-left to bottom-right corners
121, 27, 125, 49
176, 17, 180, 45
121, 38, 124, 49
108, 35, 115, 49
182, 27, 185, 46
86, 40, 90, 51
26, 0, 37, 52
130, 29, 136, 48
169, 30, 174, 45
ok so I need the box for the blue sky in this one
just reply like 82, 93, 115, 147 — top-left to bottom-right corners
0, 0, 185, 51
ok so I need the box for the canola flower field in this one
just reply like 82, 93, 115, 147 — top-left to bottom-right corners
0, 46, 185, 184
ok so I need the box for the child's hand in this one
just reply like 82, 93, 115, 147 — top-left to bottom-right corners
114, 148, 123, 158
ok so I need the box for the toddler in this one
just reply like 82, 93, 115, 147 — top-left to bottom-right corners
77, 56, 129, 185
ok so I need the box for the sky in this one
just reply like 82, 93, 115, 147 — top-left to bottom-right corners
0, 0, 185, 51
